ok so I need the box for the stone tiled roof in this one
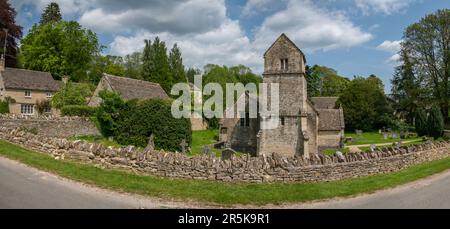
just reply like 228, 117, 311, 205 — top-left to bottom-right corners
310, 97, 339, 109
317, 109, 345, 131
104, 74, 169, 101
1, 68, 61, 91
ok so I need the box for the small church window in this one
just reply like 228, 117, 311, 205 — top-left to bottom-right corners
281, 117, 285, 126
280, 59, 289, 70
245, 112, 250, 127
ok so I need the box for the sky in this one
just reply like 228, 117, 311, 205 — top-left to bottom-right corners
9, 0, 450, 92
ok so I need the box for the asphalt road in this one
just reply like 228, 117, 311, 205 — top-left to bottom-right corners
1, 156, 450, 209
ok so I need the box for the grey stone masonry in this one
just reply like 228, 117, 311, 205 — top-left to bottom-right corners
1, 126, 450, 183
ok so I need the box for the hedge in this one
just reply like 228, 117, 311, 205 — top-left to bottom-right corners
0, 100, 8, 114
61, 105, 97, 117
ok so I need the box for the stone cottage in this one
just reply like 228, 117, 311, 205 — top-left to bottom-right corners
219, 34, 345, 158
0, 58, 62, 116
88, 73, 169, 107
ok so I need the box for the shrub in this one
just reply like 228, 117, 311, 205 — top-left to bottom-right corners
115, 99, 192, 152
52, 82, 94, 109
95, 90, 127, 137
415, 109, 428, 137
427, 107, 444, 139
36, 100, 52, 115
61, 105, 97, 117
0, 96, 16, 114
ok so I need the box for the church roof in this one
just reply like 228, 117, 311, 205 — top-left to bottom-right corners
264, 33, 306, 63
310, 97, 339, 109
103, 74, 169, 101
317, 109, 345, 131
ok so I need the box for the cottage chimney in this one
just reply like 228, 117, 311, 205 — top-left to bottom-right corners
0, 55, 4, 72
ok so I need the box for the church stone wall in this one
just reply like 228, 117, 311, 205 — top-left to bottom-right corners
2, 126, 449, 183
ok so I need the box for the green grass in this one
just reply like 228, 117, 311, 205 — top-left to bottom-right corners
68, 135, 123, 148
322, 148, 350, 156
346, 132, 421, 146
1, 139, 450, 206
190, 129, 222, 156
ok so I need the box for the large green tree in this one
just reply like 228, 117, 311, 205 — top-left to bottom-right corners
40, 2, 62, 24
20, 21, 101, 81
338, 76, 393, 131
402, 9, 450, 120
124, 52, 142, 79
142, 37, 172, 93
88, 55, 125, 84
0, 0, 22, 67
306, 65, 350, 97
169, 43, 187, 84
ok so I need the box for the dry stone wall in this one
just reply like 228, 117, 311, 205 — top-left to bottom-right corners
1, 126, 450, 183
0, 115, 100, 138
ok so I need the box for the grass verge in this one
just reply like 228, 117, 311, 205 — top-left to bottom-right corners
1, 139, 450, 206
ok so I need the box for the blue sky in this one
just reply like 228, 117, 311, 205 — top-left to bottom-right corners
10, 0, 450, 92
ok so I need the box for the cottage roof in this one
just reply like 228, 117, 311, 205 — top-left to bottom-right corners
317, 109, 345, 131
310, 97, 339, 109
104, 74, 169, 101
1, 68, 61, 91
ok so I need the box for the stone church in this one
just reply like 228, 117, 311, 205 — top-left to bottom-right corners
219, 34, 345, 158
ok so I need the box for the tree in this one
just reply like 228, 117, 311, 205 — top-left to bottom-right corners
40, 2, 62, 24
141, 37, 172, 93
52, 83, 93, 109
124, 52, 142, 79
20, 21, 101, 81
88, 55, 125, 84
338, 76, 393, 131
169, 43, 186, 84
307, 65, 349, 97
391, 48, 423, 123
0, 0, 22, 67
402, 9, 450, 120
427, 106, 444, 139
186, 67, 201, 83
415, 108, 428, 137
96, 90, 127, 137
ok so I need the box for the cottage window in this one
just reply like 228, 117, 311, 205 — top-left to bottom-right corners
24, 90, 32, 98
46, 92, 53, 98
21, 104, 34, 115
280, 59, 289, 70
44, 106, 52, 113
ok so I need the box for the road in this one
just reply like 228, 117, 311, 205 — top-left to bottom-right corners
1, 156, 450, 209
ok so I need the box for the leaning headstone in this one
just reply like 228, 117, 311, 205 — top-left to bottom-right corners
221, 148, 236, 160
370, 144, 376, 152
179, 139, 188, 154
383, 132, 388, 140
144, 134, 155, 153
335, 151, 346, 163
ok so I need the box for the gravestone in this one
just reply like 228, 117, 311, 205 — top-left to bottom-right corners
383, 132, 388, 140
370, 144, 376, 152
335, 151, 345, 163
180, 139, 188, 154
392, 133, 398, 139
222, 148, 236, 160
202, 145, 211, 155
144, 134, 155, 153
378, 129, 382, 134
356, 130, 363, 136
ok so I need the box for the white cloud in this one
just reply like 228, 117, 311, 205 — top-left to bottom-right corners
252, 0, 373, 52
376, 40, 402, 53
354, 0, 416, 15
110, 20, 262, 72
377, 40, 402, 63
